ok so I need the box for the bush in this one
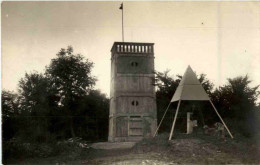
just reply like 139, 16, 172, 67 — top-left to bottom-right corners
3, 138, 55, 161
2, 137, 90, 163
225, 114, 260, 138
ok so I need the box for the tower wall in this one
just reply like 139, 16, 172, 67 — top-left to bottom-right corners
109, 42, 157, 142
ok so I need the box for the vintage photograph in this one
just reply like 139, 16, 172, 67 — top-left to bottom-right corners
2, 1, 260, 164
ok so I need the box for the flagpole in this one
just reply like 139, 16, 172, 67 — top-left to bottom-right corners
121, 3, 124, 42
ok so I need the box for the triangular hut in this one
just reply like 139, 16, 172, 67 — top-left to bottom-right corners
154, 66, 234, 140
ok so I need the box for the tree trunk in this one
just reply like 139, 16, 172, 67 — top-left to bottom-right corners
70, 117, 76, 138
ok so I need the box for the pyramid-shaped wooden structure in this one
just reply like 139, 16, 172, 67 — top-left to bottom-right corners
171, 66, 210, 102
154, 66, 234, 140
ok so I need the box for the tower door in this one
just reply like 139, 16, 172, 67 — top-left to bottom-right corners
129, 116, 143, 136
116, 117, 128, 137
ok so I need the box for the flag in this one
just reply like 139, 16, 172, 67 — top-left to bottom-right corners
119, 3, 123, 10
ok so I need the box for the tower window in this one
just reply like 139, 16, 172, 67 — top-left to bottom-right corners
131, 101, 139, 106
131, 62, 138, 67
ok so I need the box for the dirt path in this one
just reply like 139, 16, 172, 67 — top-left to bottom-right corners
82, 151, 240, 165
81, 139, 245, 164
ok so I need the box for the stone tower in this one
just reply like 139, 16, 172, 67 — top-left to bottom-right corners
109, 42, 157, 142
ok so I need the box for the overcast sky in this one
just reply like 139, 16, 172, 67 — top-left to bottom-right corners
2, 1, 260, 97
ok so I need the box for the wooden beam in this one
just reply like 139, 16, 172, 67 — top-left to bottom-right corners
153, 102, 172, 137
169, 100, 181, 140
209, 100, 234, 139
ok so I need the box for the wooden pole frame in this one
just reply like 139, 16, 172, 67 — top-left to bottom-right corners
154, 99, 233, 140
209, 100, 234, 139
153, 102, 172, 137
169, 100, 181, 140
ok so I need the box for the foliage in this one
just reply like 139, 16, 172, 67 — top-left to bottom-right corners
2, 90, 19, 117
198, 73, 214, 96
46, 46, 96, 106
212, 75, 259, 119
18, 72, 56, 112
2, 90, 19, 140
2, 137, 89, 162
73, 90, 109, 141
45, 46, 97, 138
211, 75, 260, 136
3, 138, 55, 161
155, 70, 180, 99
2, 46, 109, 161
55, 137, 90, 161
17, 72, 57, 142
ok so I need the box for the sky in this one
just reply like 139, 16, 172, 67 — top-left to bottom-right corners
2, 1, 260, 97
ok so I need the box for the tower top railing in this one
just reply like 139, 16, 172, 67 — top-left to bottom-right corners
111, 42, 154, 54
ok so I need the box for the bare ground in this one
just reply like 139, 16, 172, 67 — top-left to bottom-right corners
83, 138, 251, 165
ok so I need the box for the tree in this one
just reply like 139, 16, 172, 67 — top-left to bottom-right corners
2, 90, 19, 118
18, 72, 57, 113
2, 90, 19, 140
211, 75, 260, 136
155, 70, 179, 99
198, 74, 214, 95
18, 72, 58, 142
2, 46, 110, 162
212, 75, 259, 119
73, 90, 109, 141
46, 46, 96, 137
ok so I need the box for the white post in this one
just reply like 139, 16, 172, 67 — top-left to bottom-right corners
187, 112, 192, 134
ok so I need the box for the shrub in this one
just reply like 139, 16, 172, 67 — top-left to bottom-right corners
225, 114, 260, 138
3, 138, 55, 161
2, 137, 90, 163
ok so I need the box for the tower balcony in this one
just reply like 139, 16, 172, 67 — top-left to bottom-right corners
111, 42, 154, 54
